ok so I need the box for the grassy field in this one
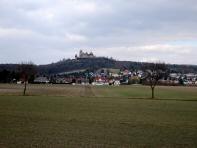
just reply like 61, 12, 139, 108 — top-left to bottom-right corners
0, 84, 197, 147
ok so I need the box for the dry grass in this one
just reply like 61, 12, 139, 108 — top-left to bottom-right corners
1, 84, 197, 100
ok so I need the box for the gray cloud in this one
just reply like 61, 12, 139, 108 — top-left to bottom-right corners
0, 0, 197, 64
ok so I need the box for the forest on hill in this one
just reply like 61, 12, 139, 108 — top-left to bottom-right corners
1, 57, 197, 76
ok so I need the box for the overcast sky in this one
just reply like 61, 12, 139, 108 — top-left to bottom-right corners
0, 0, 197, 65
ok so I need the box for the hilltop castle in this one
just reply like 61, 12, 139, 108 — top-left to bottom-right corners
75, 50, 96, 59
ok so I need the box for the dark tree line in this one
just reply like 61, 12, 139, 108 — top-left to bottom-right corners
0, 65, 36, 84
0, 70, 20, 83
0, 63, 37, 95
1, 58, 197, 75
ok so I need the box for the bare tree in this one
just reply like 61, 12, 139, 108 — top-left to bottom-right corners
18, 62, 37, 96
143, 63, 167, 99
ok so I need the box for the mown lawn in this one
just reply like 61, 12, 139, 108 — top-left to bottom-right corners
0, 84, 197, 147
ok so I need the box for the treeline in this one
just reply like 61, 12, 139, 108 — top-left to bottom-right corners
0, 57, 197, 78
38, 58, 197, 75
0, 64, 37, 83
0, 70, 20, 83
38, 57, 116, 74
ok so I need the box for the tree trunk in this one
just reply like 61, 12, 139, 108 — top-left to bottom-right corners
23, 81, 27, 96
151, 87, 155, 99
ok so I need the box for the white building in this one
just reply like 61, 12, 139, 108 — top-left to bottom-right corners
34, 77, 49, 83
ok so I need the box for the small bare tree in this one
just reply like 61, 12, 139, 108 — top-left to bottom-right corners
18, 62, 37, 96
143, 63, 167, 99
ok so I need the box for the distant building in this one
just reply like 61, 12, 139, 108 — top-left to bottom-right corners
34, 77, 49, 83
75, 50, 95, 59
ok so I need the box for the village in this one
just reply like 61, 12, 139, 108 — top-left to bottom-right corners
34, 50, 197, 86
34, 68, 197, 86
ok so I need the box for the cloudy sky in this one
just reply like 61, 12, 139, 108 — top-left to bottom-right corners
0, 0, 197, 65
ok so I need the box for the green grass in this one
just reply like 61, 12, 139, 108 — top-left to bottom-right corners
0, 84, 197, 147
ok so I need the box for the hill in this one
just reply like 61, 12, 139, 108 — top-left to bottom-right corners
38, 57, 116, 74
37, 57, 197, 75
1, 57, 197, 75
